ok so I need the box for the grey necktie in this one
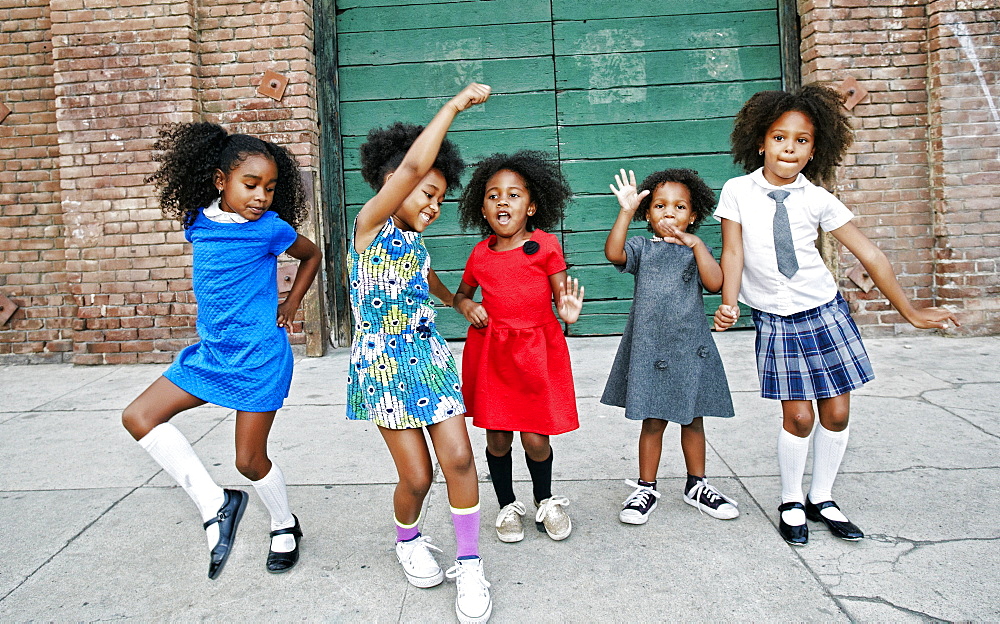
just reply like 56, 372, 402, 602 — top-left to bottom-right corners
768, 189, 798, 278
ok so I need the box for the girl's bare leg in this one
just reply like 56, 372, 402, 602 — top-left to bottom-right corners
122, 376, 206, 440
638, 418, 668, 483
427, 416, 479, 509
379, 426, 434, 525
680, 418, 706, 477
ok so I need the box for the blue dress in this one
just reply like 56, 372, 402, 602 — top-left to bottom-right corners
164, 208, 299, 412
347, 218, 465, 429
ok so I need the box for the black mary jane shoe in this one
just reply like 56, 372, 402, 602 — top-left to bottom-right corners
777, 501, 809, 546
806, 497, 864, 541
266, 514, 303, 574
205, 488, 249, 579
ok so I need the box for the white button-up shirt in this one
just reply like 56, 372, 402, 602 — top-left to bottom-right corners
713, 169, 854, 316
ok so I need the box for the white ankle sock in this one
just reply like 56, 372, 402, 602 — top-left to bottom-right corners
138, 423, 225, 549
810, 424, 850, 522
252, 462, 296, 553
777, 429, 809, 525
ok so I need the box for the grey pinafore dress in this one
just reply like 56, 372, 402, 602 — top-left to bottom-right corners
600, 237, 734, 424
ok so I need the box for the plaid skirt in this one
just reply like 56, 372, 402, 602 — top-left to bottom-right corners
751, 293, 874, 400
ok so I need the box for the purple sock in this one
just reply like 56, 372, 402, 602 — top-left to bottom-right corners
451, 504, 480, 559
395, 515, 420, 543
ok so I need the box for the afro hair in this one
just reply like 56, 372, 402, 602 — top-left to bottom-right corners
634, 168, 716, 233
458, 151, 572, 237
148, 122, 308, 229
730, 84, 854, 188
359, 122, 464, 193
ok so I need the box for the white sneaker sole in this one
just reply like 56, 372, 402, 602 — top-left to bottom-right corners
399, 565, 444, 588
683, 496, 739, 520
456, 597, 492, 624
620, 500, 657, 525
496, 528, 524, 543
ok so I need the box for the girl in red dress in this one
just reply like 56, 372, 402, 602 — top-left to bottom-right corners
453, 151, 584, 544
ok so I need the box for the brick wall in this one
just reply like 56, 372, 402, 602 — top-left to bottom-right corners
927, 0, 1000, 333
0, 0, 76, 363
799, 0, 999, 335
0, 0, 324, 364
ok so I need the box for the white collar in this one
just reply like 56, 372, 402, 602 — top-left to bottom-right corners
749, 167, 809, 191
203, 197, 249, 223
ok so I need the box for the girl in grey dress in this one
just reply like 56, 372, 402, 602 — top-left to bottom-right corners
601, 168, 738, 525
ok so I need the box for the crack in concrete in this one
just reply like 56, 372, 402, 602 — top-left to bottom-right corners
837, 594, 947, 622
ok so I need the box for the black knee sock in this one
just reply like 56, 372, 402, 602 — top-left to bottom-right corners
485, 449, 516, 507
525, 448, 553, 504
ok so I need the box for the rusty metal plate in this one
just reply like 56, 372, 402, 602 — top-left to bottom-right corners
0, 292, 19, 325
277, 264, 297, 294
847, 263, 875, 293
837, 76, 868, 111
257, 70, 289, 101
0, 102, 10, 125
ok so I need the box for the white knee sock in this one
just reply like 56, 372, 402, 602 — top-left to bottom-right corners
810, 424, 850, 522
252, 462, 296, 553
138, 423, 225, 549
777, 429, 810, 525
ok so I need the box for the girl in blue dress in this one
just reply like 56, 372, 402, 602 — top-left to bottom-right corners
122, 122, 321, 578
348, 83, 494, 624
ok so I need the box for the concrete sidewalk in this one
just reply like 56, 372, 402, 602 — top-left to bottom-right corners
1, 332, 998, 622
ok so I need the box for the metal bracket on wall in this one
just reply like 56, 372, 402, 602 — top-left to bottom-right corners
257, 70, 289, 101
0, 101, 10, 124
277, 264, 297, 295
837, 76, 868, 111
847, 263, 875, 293
0, 292, 19, 325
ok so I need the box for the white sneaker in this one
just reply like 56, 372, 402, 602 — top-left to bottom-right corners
683, 478, 739, 520
535, 496, 572, 540
495, 501, 526, 543
620, 479, 661, 525
446, 557, 492, 623
395, 535, 444, 588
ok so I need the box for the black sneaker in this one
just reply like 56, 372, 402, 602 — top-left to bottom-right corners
619, 480, 660, 525
683, 477, 739, 520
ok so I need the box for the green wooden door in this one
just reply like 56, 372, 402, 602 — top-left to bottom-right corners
334, 0, 781, 338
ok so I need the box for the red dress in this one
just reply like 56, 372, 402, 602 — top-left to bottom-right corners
460, 229, 579, 435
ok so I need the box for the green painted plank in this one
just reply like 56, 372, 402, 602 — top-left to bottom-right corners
341, 92, 557, 136
568, 313, 629, 336
564, 264, 636, 300
339, 24, 553, 65
423, 234, 481, 272
340, 57, 554, 102
556, 80, 780, 126
558, 118, 734, 160
556, 46, 780, 90
552, 0, 775, 20
553, 11, 778, 55
337, 0, 551, 33
341, 127, 559, 170
339, 0, 492, 8
562, 155, 743, 194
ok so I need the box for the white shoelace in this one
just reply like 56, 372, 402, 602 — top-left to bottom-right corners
622, 479, 662, 508
687, 480, 738, 514
401, 535, 442, 568
445, 559, 491, 597
535, 496, 570, 523
496, 501, 526, 527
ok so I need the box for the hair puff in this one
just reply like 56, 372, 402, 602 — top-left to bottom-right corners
458, 151, 572, 237
634, 168, 716, 233
730, 84, 853, 188
148, 122, 308, 229
359, 122, 464, 193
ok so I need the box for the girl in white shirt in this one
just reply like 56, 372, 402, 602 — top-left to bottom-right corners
713, 84, 958, 546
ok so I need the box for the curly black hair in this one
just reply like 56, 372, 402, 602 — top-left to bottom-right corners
458, 151, 572, 237
633, 168, 715, 233
359, 122, 464, 193
730, 84, 853, 188
147, 122, 308, 229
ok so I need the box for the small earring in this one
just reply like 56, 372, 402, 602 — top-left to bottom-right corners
758, 150, 763, 156
809, 156, 813, 161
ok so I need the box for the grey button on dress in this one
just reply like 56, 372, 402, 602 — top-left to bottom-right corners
600, 237, 735, 424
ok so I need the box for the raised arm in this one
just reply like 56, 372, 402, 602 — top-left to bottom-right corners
713, 218, 743, 331
831, 222, 959, 329
605, 169, 649, 265
354, 83, 491, 252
